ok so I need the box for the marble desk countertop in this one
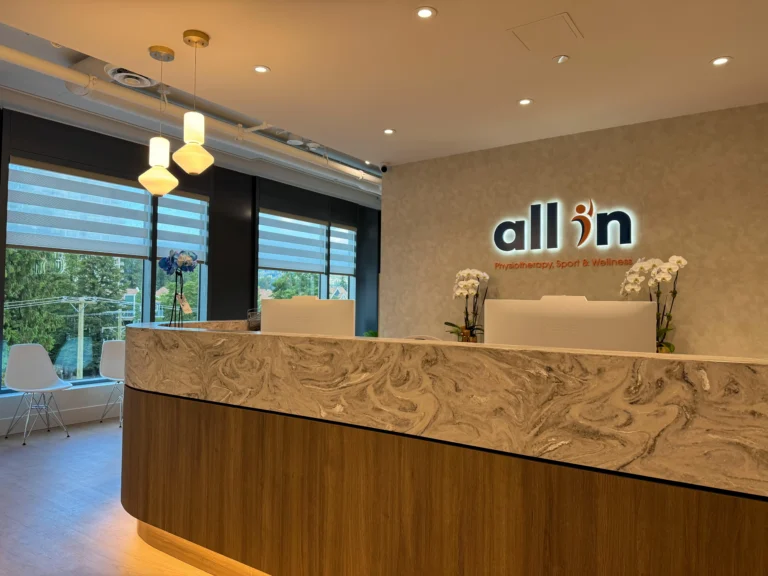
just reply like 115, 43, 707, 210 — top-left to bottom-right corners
126, 321, 768, 498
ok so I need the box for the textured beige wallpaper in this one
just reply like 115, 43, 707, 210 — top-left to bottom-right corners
380, 104, 768, 358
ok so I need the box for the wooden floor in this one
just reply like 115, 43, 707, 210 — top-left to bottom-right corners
0, 419, 206, 576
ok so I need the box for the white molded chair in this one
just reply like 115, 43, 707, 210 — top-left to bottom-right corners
4, 344, 72, 445
99, 340, 125, 427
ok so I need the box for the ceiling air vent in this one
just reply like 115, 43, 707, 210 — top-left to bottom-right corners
507, 12, 584, 53
104, 65, 157, 88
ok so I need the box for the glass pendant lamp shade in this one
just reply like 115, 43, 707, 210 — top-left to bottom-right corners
174, 111, 213, 174
148, 136, 171, 168
172, 142, 214, 175
139, 136, 178, 196
139, 166, 179, 196
183, 111, 205, 144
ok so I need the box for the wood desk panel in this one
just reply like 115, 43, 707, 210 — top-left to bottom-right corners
122, 385, 768, 575
126, 325, 768, 498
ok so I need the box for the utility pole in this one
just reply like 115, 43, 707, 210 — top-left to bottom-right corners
77, 298, 85, 380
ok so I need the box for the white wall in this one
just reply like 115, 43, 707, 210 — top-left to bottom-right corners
380, 104, 768, 358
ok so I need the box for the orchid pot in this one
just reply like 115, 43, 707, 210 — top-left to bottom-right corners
619, 255, 688, 353
445, 268, 490, 343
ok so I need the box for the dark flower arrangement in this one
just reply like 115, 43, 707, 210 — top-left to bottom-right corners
158, 250, 199, 327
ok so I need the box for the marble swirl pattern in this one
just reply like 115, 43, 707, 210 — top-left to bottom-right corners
125, 323, 768, 498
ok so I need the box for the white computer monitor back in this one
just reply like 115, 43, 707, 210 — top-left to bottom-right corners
261, 297, 355, 337
484, 296, 655, 353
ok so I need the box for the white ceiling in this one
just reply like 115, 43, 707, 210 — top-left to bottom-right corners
0, 22, 384, 207
2, 0, 767, 166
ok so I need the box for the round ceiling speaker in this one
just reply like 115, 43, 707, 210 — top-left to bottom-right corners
104, 65, 157, 88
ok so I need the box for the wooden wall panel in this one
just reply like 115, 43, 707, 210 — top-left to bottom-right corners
0, 110, 11, 342
208, 167, 254, 320
122, 386, 768, 575
355, 206, 380, 335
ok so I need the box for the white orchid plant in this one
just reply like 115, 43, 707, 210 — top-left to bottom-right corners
620, 255, 688, 353
445, 269, 490, 341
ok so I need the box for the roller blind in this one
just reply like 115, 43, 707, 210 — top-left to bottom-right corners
330, 225, 356, 276
157, 193, 209, 263
258, 211, 328, 273
7, 159, 152, 258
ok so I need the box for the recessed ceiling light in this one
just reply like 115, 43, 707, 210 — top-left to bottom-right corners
518, 98, 533, 106
553, 55, 569, 64
254, 65, 271, 73
384, 129, 396, 135
287, 139, 304, 146
711, 56, 732, 67
365, 160, 371, 165
417, 6, 437, 19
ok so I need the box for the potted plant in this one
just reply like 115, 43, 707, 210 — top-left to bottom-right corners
620, 255, 688, 353
445, 269, 489, 342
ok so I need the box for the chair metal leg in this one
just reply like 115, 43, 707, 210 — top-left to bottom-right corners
22, 396, 32, 446
30, 393, 49, 430
4, 393, 27, 438
47, 393, 69, 438
119, 385, 124, 428
6, 392, 70, 444
100, 383, 121, 423
44, 393, 52, 431
21, 393, 40, 446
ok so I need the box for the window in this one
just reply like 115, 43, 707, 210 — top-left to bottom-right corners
258, 211, 328, 273
329, 274, 355, 300
329, 225, 357, 301
257, 211, 356, 308
155, 193, 209, 322
257, 269, 321, 304
2, 160, 152, 386
257, 212, 326, 307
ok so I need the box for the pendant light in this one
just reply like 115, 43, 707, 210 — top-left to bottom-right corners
173, 30, 214, 175
139, 46, 179, 196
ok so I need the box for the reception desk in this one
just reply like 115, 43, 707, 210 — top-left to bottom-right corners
122, 321, 768, 575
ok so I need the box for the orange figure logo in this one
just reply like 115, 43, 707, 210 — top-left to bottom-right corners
572, 200, 594, 247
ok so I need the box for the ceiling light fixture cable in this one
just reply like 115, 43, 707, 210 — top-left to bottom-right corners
139, 45, 178, 196
173, 30, 214, 175
159, 59, 164, 135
